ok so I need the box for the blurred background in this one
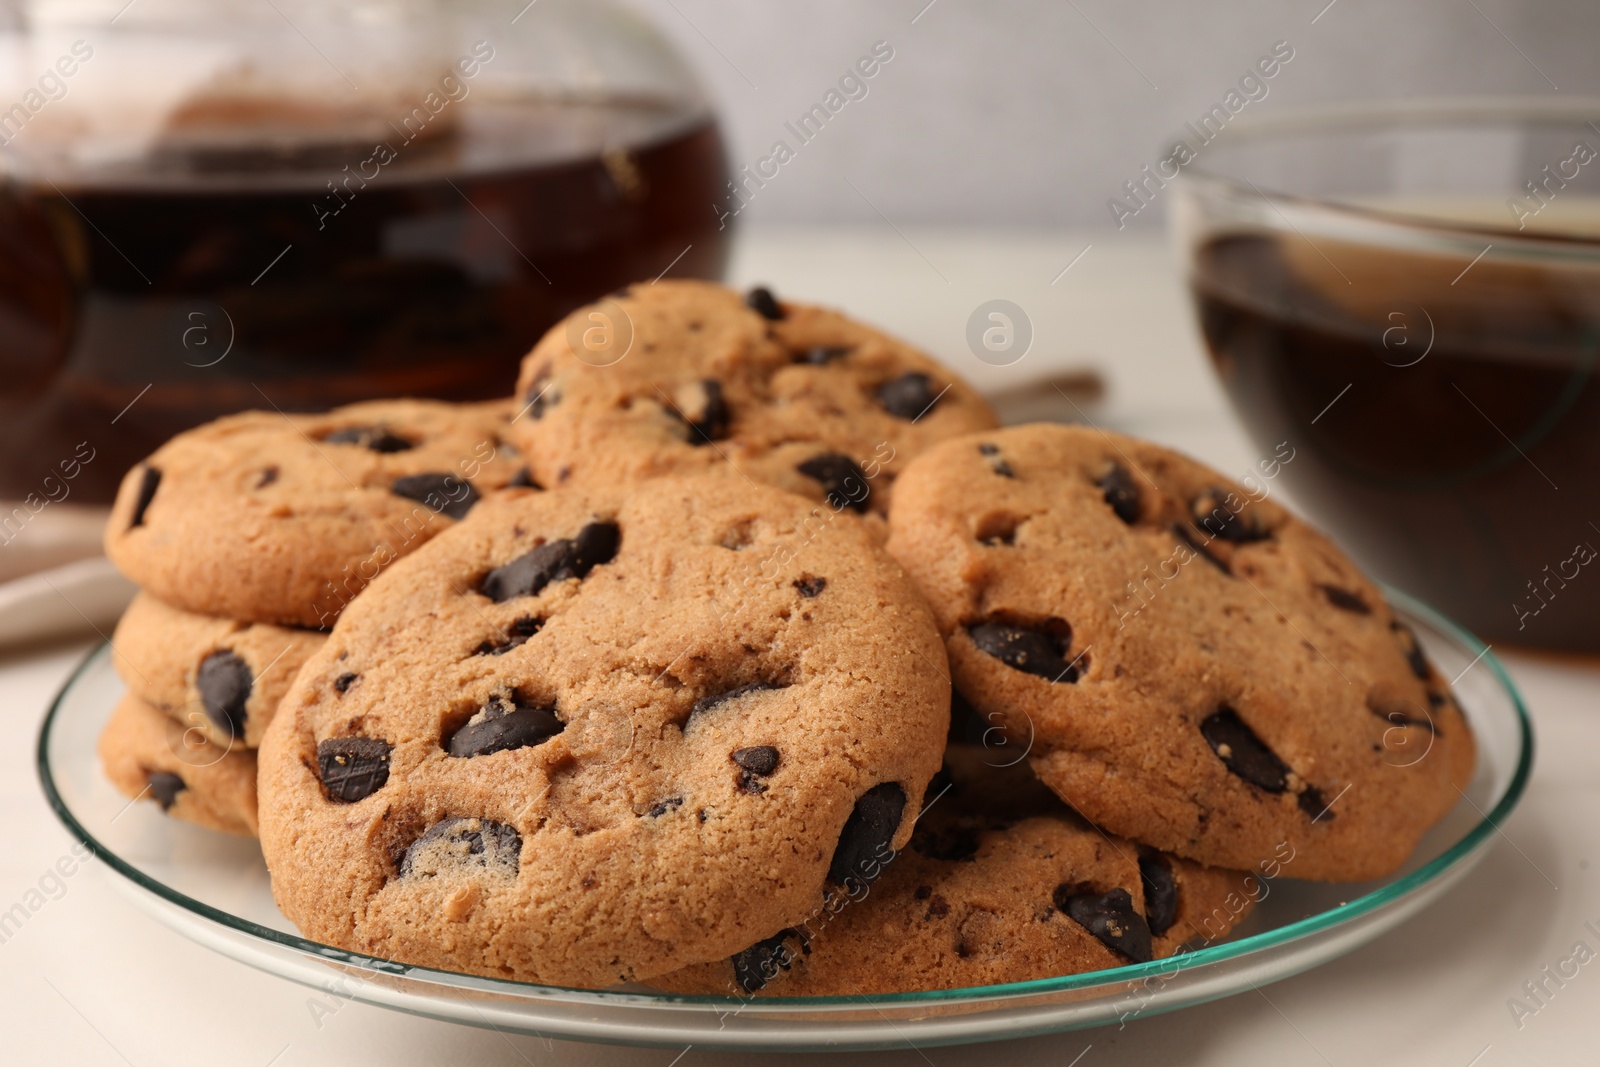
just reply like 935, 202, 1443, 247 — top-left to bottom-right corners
4, 6, 1600, 1065
1, 0, 1596, 650
620, 0, 1593, 227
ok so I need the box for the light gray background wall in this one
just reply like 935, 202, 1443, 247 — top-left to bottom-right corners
619, 0, 1597, 232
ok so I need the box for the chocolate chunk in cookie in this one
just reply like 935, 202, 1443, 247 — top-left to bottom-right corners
646, 797, 684, 818
147, 771, 186, 811
829, 782, 906, 886
401, 817, 522, 878
967, 620, 1078, 682
732, 745, 780, 793
196, 650, 253, 739
324, 426, 415, 453
793, 576, 827, 598
798, 345, 851, 365
731, 745, 780, 776
877, 372, 940, 421
1200, 707, 1291, 794
1368, 692, 1436, 733
446, 698, 563, 758
1192, 487, 1268, 543
523, 369, 558, 419
1139, 854, 1178, 937
475, 615, 543, 656
1173, 522, 1232, 575
731, 929, 808, 993
479, 521, 620, 602
797, 453, 870, 513
1099, 463, 1141, 525
673, 379, 730, 444
316, 737, 392, 802
1056, 886, 1153, 963
391, 473, 479, 521
689, 680, 784, 724
129, 466, 161, 529
1392, 621, 1432, 681
746, 286, 784, 320
1320, 584, 1371, 614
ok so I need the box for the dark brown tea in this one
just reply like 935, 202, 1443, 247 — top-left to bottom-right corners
1195, 230, 1600, 652
0, 99, 729, 502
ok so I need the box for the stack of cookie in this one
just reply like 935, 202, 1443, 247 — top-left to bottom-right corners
99, 399, 523, 835
659, 418, 1474, 997
97, 281, 1477, 998
100, 595, 322, 836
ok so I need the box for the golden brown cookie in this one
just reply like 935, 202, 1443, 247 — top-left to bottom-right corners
103, 398, 523, 628
258, 476, 950, 987
111, 592, 325, 748
886, 423, 1476, 882
98, 691, 259, 837
651, 749, 1253, 996
508, 281, 996, 517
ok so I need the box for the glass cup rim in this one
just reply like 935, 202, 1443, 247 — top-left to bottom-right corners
1178, 95, 1600, 248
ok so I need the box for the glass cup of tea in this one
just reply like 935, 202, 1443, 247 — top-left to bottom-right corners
1172, 99, 1600, 653
0, 0, 730, 503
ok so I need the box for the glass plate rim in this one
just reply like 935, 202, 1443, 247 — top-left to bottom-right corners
36, 586, 1533, 1009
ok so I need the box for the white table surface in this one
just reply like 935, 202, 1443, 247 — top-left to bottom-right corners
2, 226, 1595, 1066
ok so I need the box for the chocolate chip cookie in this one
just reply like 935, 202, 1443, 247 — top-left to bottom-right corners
99, 691, 259, 836
886, 423, 1476, 881
651, 748, 1253, 996
257, 476, 950, 987
103, 399, 522, 628
508, 281, 996, 517
111, 592, 326, 748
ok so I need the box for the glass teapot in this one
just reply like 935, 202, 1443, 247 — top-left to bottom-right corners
0, 0, 729, 502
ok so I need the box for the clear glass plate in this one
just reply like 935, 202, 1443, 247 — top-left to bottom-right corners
37, 590, 1531, 1052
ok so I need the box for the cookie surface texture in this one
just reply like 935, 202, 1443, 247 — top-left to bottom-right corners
104, 399, 521, 627
651, 748, 1253, 996
111, 592, 326, 748
886, 423, 1475, 881
99, 691, 259, 837
258, 476, 950, 986
509, 281, 996, 516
